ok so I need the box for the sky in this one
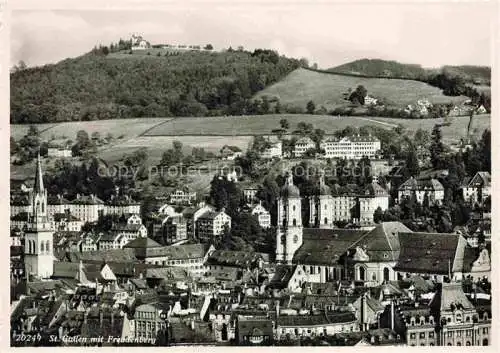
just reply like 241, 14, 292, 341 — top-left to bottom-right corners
11, 2, 494, 69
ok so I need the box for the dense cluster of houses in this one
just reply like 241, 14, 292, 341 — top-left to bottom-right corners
9, 141, 491, 346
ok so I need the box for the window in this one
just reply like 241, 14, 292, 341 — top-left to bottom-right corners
410, 333, 416, 339
419, 332, 425, 339
429, 332, 434, 339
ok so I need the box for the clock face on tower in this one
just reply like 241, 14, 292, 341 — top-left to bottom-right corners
293, 235, 298, 243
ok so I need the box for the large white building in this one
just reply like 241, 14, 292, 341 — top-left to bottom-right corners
320, 135, 381, 159
309, 174, 389, 227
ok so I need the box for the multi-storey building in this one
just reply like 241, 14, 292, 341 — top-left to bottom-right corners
461, 172, 491, 205
163, 215, 188, 244
397, 177, 444, 205
320, 135, 381, 160
195, 210, 231, 243
143, 243, 215, 277
251, 203, 271, 229
293, 137, 315, 158
261, 140, 282, 159
432, 282, 491, 346
168, 187, 197, 205
309, 175, 389, 226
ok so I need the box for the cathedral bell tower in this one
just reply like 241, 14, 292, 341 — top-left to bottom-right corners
276, 172, 303, 264
24, 154, 54, 279
309, 170, 333, 229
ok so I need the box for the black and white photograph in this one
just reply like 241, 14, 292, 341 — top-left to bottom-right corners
7, 0, 494, 347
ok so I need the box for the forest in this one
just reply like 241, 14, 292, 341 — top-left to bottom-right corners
10, 46, 301, 124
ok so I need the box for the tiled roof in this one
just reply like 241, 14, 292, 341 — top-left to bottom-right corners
277, 312, 357, 327
237, 317, 274, 338
394, 232, 466, 275
11, 212, 29, 221
66, 248, 137, 263
71, 195, 105, 205
10, 195, 30, 206
207, 250, 262, 267
398, 177, 444, 191
53, 262, 80, 278
111, 223, 143, 232
295, 137, 315, 145
350, 222, 411, 262
360, 183, 388, 197
434, 282, 475, 312
145, 243, 210, 260
123, 237, 161, 249
146, 267, 189, 281
268, 265, 297, 288
293, 228, 368, 265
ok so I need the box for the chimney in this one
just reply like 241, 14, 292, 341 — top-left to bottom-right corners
84, 310, 89, 324
100, 310, 104, 327
275, 300, 280, 317
111, 311, 115, 326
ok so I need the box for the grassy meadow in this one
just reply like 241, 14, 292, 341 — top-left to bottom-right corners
254, 68, 469, 110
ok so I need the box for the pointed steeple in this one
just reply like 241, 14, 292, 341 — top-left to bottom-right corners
33, 153, 45, 193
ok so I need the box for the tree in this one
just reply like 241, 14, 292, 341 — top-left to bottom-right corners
204, 44, 214, 50
373, 207, 384, 223
279, 118, 289, 130
430, 124, 445, 169
406, 148, 420, 177
349, 85, 368, 105
306, 100, 316, 114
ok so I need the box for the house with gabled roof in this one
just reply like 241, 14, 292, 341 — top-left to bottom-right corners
461, 172, 491, 205
397, 177, 444, 205
220, 145, 243, 160
293, 137, 315, 158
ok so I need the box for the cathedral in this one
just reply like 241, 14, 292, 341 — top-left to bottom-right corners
23, 155, 54, 279
274, 171, 489, 289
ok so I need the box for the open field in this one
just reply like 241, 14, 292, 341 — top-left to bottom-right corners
143, 114, 387, 136
254, 68, 469, 110
372, 114, 490, 142
10, 118, 172, 140
100, 135, 254, 165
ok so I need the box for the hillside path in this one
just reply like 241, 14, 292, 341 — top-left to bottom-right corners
351, 117, 399, 128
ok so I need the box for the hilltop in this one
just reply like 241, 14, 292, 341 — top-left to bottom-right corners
10, 48, 300, 124
329, 58, 491, 84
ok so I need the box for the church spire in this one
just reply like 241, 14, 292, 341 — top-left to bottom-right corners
33, 153, 45, 194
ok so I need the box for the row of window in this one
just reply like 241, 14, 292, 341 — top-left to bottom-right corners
410, 331, 434, 339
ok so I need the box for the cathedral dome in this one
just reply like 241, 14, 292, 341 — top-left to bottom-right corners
281, 183, 300, 198
281, 173, 300, 198
319, 183, 331, 196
